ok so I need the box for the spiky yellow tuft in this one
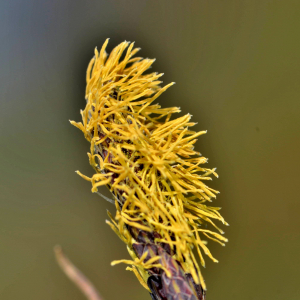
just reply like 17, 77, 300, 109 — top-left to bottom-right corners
71, 39, 228, 293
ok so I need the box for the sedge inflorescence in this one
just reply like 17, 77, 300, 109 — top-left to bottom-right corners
71, 39, 228, 292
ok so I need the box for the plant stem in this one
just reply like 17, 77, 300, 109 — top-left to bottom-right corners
54, 245, 104, 300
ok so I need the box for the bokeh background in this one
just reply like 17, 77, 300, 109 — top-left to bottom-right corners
1, 1, 300, 299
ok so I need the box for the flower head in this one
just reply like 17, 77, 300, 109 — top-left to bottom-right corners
71, 39, 228, 299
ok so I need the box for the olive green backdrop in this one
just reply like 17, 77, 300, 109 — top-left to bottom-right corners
1, 1, 299, 299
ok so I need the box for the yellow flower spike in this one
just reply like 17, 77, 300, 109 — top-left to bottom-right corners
72, 39, 228, 300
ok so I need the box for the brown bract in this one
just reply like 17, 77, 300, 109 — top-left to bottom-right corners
71, 39, 228, 294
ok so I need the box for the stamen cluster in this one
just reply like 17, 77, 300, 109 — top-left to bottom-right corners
71, 39, 228, 298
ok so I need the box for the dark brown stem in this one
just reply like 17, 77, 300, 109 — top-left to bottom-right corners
128, 226, 206, 300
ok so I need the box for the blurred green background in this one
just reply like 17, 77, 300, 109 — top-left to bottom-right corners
1, 1, 300, 299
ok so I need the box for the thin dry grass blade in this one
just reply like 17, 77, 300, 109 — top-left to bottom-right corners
54, 245, 104, 300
